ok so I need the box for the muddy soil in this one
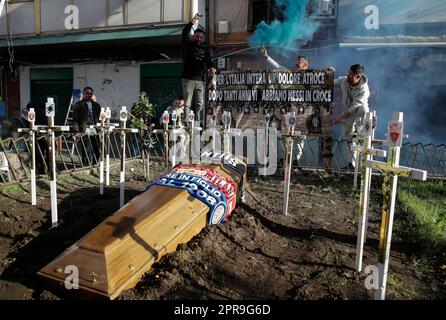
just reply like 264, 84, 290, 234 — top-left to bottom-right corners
0, 161, 445, 300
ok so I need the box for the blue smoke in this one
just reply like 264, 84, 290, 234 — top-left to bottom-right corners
249, 0, 321, 47
246, 0, 446, 145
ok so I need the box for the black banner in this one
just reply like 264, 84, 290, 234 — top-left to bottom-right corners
206, 69, 334, 136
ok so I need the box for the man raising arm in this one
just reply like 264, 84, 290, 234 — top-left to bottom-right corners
182, 13, 216, 127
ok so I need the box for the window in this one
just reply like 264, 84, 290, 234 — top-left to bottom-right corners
308, 0, 337, 18
248, 0, 280, 31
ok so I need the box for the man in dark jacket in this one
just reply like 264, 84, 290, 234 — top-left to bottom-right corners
182, 13, 216, 127
73, 87, 101, 165
73, 87, 101, 136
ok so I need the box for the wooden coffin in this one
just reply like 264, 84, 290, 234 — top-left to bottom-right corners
38, 155, 246, 299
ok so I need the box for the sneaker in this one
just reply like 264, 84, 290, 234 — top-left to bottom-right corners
294, 167, 304, 174
292, 160, 304, 174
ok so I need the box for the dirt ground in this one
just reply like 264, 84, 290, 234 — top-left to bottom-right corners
0, 160, 445, 300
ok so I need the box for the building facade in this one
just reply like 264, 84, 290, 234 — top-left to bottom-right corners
0, 0, 207, 125
0, 0, 445, 143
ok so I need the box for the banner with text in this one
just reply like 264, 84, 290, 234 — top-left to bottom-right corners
206, 69, 334, 136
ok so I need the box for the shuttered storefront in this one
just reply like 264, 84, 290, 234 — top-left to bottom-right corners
30, 68, 73, 125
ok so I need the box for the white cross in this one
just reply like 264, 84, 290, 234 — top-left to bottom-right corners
352, 111, 387, 189
222, 110, 231, 154
365, 112, 426, 300
353, 111, 387, 272
31, 98, 70, 228
90, 107, 114, 195
162, 111, 170, 168
18, 108, 39, 205
282, 112, 305, 216
170, 109, 181, 166
115, 106, 138, 207
188, 110, 197, 164
103, 107, 117, 188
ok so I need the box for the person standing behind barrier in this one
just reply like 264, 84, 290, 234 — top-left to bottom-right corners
261, 47, 309, 171
182, 13, 216, 127
73, 87, 101, 165
334, 64, 370, 171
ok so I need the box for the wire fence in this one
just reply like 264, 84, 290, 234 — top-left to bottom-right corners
0, 131, 144, 183
1, 128, 444, 254
137, 131, 444, 179
1, 129, 445, 184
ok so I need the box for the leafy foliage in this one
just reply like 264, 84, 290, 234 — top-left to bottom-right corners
129, 91, 155, 131
129, 92, 156, 151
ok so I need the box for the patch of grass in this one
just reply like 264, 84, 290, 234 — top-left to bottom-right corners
387, 274, 419, 299
401, 287, 419, 299
0, 183, 23, 194
299, 269, 311, 280
321, 252, 335, 264
403, 179, 445, 198
397, 179, 446, 253
327, 273, 347, 287
410, 256, 433, 277
387, 274, 402, 287
58, 174, 75, 183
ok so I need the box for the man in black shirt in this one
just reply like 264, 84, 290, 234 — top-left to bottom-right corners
182, 13, 216, 127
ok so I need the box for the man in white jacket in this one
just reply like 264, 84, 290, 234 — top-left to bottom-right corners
334, 64, 370, 170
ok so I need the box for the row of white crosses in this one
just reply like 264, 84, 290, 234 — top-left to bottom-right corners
161, 109, 196, 168
75, 105, 136, 208
20, 101, 139, 228
225, 108, 302, 216
353, 111, 427, 300
89, 106, 125, 196
81, 105, 138, 208
159, 108, 235, 167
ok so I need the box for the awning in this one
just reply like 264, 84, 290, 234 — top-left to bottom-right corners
0, 25, 183, 48
339, 36, 446, 48
338, 0, 446, 24
337, 0, 446, 38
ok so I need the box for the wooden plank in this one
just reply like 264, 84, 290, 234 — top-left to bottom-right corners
109, 209, 208, 299
80, 186, 197, 253
38, 247, 110, 296
105, 195, 209, 292
399, 165, 427, 180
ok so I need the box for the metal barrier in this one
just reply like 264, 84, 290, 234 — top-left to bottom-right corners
1, 129, 444, 183
400, 143, 446, 178
144, 130, 444, 177
0, 131, 143, 183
